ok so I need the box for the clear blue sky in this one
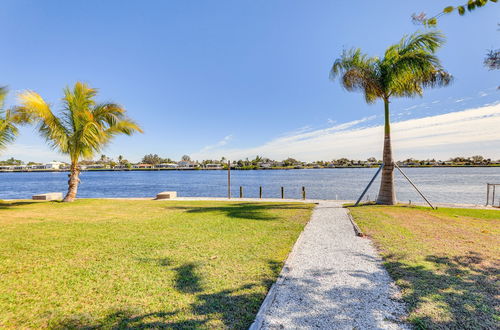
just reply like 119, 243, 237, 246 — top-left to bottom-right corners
1, 0, 499, 162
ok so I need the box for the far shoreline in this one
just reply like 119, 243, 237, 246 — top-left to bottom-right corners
1, 165, 500, 173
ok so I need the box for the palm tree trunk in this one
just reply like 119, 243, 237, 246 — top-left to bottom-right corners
376, 98, 397, 205
63, 162, 80, 202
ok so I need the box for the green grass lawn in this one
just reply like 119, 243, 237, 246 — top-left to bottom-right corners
349, 205, 500, 329
0, 199, 314, 329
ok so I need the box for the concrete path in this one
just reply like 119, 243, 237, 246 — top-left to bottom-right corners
252, 201, 409, 330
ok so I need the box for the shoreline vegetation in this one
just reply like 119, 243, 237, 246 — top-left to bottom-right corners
1, 154, 500, 172
1, 163, 500, 173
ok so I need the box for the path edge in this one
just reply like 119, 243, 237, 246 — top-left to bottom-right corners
346, 208, 364, 237
248, 203, 320, 330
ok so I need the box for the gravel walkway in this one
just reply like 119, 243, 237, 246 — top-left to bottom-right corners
252, 201, 409, 329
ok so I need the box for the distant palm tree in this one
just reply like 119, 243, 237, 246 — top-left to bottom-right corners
0, 87, 24, 153
330, 31, 452, 204
15, 82, 143, 202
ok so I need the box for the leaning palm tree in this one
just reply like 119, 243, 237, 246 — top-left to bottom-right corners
0, 87, 23, 153
15, 82, 143, 202
330, 31, 452, 205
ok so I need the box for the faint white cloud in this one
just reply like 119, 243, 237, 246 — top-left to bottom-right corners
199, 135, 233, 152
403, 105, 419, 111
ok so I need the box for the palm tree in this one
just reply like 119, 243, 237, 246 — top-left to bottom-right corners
15, 82, 143, 202
0, 87, 24, 153
330, 31, 452, 205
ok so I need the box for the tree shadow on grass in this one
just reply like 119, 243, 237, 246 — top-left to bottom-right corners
168, 203, 308, 221
383, 251, 499, 329
136, 257, 171, 267
173, 262, 203, 294
51, 260, 281, 329
0, 200, 55, 209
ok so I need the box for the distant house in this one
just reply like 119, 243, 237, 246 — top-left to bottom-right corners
132, 164, 153, 169
178, 161, 199, 169
28, 164, 46, 170
13, 165, 27, 170
205, 164, 223, 169
0, 165, 14, 171
44, 161, 65, 170
155, 163, 178, 169
258, 162, 272, 169
84, 164, 110, 169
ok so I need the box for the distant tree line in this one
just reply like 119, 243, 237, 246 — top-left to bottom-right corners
4, 154, 499, 168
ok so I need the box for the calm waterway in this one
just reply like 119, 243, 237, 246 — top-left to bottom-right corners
1, 167, 499, 205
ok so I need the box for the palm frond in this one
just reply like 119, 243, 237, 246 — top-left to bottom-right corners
105, 119, 143, 136
14, 91, 70, 153
0, 86, 8, 110
389, 31, 445, 58
0, 110, 19, 152
331, 49, 383, 103
385, 32, 451, 97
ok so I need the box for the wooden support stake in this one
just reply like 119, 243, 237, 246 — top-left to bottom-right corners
486, 183, 490, 206
302, 186, 306, 200
259, 186, 262, 199
281, 187, 284, 199
355, 164, 384, 206
395, 164, 435, 210
240, 186, 243, 198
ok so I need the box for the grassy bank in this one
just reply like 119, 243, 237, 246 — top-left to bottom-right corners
0, 199, 314, 329
349, 205, 499, 329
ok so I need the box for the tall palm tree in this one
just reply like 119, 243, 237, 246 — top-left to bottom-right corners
330, 31, 452, 205
0, 87, 23, 153
15, 82, 143, 202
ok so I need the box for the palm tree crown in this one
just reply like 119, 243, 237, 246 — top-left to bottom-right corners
330, 31, 452, 205
331, 31, 452, 103
15, 82, 143, 201
0, 87, 22, 153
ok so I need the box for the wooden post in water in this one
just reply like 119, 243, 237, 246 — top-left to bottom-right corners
302, 186, 306, 200
239, 186, 243, 198
281, 187, 284, 199
259, 186, 262, 199
493, 185, 496, 207
227, 160, 231, 199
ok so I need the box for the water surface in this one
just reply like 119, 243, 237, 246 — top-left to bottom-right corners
2, 168, 499, 205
